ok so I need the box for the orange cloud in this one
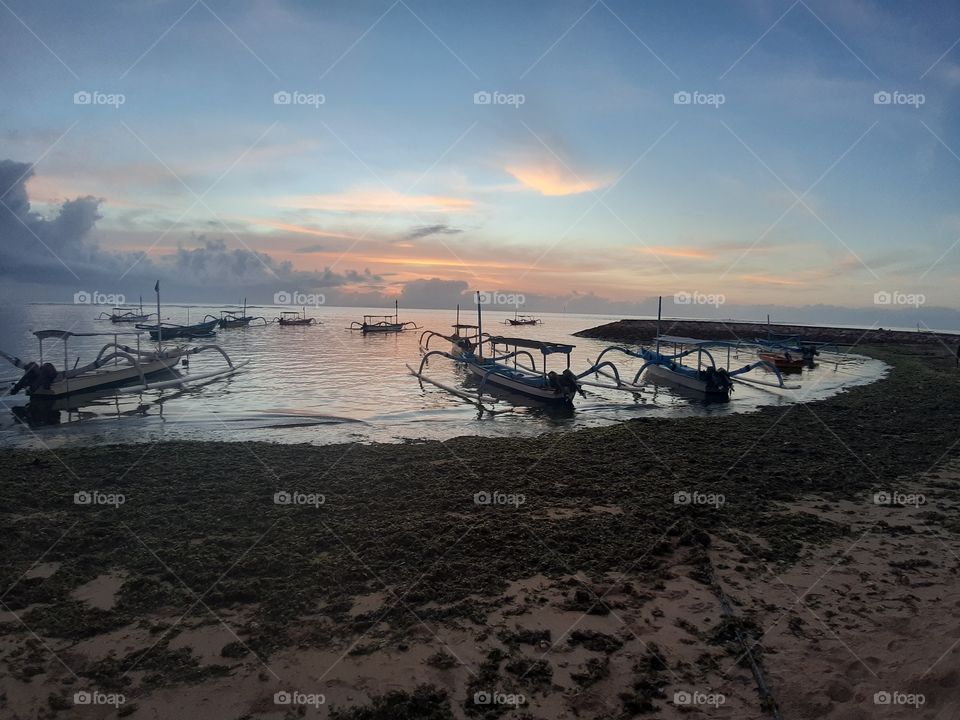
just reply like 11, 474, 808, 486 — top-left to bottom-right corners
241, 217, 358, 240
277, 190, 473, 214
740, 274, 805, 286
635, 246, 715, 260
505, 165, 605, 196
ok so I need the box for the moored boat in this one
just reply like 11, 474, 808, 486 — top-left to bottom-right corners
136, 319, 218, 341
276, 308, 317, 326
1, 330, 246, 398
350, 300, 419, 333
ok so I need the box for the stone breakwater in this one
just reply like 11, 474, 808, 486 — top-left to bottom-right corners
575, 318, 959, 348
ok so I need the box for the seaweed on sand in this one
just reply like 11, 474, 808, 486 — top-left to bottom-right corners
329, 684, 455, 719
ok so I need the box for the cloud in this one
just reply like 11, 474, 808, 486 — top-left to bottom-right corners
277, 190, 474, 215
0, 159, 380, 293
398, 278, 470, 308
405, 224, 463, 240
505, 163, 606, 196
166, 235, 381, 288
293, 243, 326, 253
0, 159, 116, 280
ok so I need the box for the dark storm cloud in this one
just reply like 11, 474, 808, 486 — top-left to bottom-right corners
405, 224, 462, 241
0, 160, 109, 279
0, 159, 381, 294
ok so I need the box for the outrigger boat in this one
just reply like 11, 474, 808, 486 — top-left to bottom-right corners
409, 294, 643, 411
1, 330, 247, 398
276, 308, 317, 326
136, 319, 218, 341
350, 301, 419, 333
207, 299, 267, 329
98, 299, 155, 324
505, 311, 542, 326
757, 350, 806, 373
419, 304, 484, 356
592, 299, 800, 401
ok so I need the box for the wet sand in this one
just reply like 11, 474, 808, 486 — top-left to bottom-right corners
1, 343, 959, 718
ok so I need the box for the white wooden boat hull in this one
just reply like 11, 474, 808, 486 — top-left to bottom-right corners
31, 357, 180, 397
465, 362, 574, 402
644, 363, 729, 401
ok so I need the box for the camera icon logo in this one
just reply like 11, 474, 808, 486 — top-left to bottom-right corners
673, 691, 692, 705
873, 290, 892, 305
74, 491, 92, 505
274, 291, 291, 305
73, 691, 92, 704
873, 491, 891, 505
674, 291, 692, 305
274, 491, 292, 505
473, 91, 492, 105
274, 690, 292, 704
73, 91, 92, 105
473, 691, 492, 704
274, 91, 292, 105
873, 91, 891, 105
674, 91, 691, 105
673, 491, 691, 505
74, 290, 91, 304
474, 491, 491, 505
874, 691, 891, 705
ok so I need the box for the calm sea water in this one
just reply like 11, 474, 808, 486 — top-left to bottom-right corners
0, 303, 886, 449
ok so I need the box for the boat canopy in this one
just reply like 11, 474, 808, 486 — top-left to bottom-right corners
486, 336, 574, 355
452, 323, 478, 329
34, 330, 143, 340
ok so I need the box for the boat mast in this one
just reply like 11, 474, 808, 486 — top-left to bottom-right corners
456, 303, 460, 327
155, 280, 162, 344
476, 291, 483, 353
395, 298, 399, 324
656, 296, 662, 354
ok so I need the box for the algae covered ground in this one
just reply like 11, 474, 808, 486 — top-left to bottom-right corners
1, 344, 959, 718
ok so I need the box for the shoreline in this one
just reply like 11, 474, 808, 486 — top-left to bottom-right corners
1, 344, 959, 717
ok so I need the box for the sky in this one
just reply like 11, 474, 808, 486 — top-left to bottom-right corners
1, 0, 960, 324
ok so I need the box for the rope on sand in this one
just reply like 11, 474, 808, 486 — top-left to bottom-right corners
710, 567, 784, 720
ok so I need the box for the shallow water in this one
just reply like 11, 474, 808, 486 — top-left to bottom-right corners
0, 303, 887, 449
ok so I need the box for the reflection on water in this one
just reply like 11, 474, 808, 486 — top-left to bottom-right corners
0, 303, 888, 448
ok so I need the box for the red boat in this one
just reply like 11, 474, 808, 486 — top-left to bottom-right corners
758, 351, 805, 372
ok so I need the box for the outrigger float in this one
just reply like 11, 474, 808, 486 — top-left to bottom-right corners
409, 295, 644, 412
350, 300, 420, 333
1, 330, 247, 398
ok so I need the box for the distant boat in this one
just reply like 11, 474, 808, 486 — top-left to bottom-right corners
505, 310, 541, 326
276, 308, 317, 326
350, 300, 419, 333
208, 299, 267, 328
98, 299, 155, 323
136, 319, 218, 341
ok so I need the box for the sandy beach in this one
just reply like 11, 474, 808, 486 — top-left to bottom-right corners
1, 340, 959, 719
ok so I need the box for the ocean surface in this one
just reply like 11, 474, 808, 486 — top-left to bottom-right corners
0, 303, 887, 449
